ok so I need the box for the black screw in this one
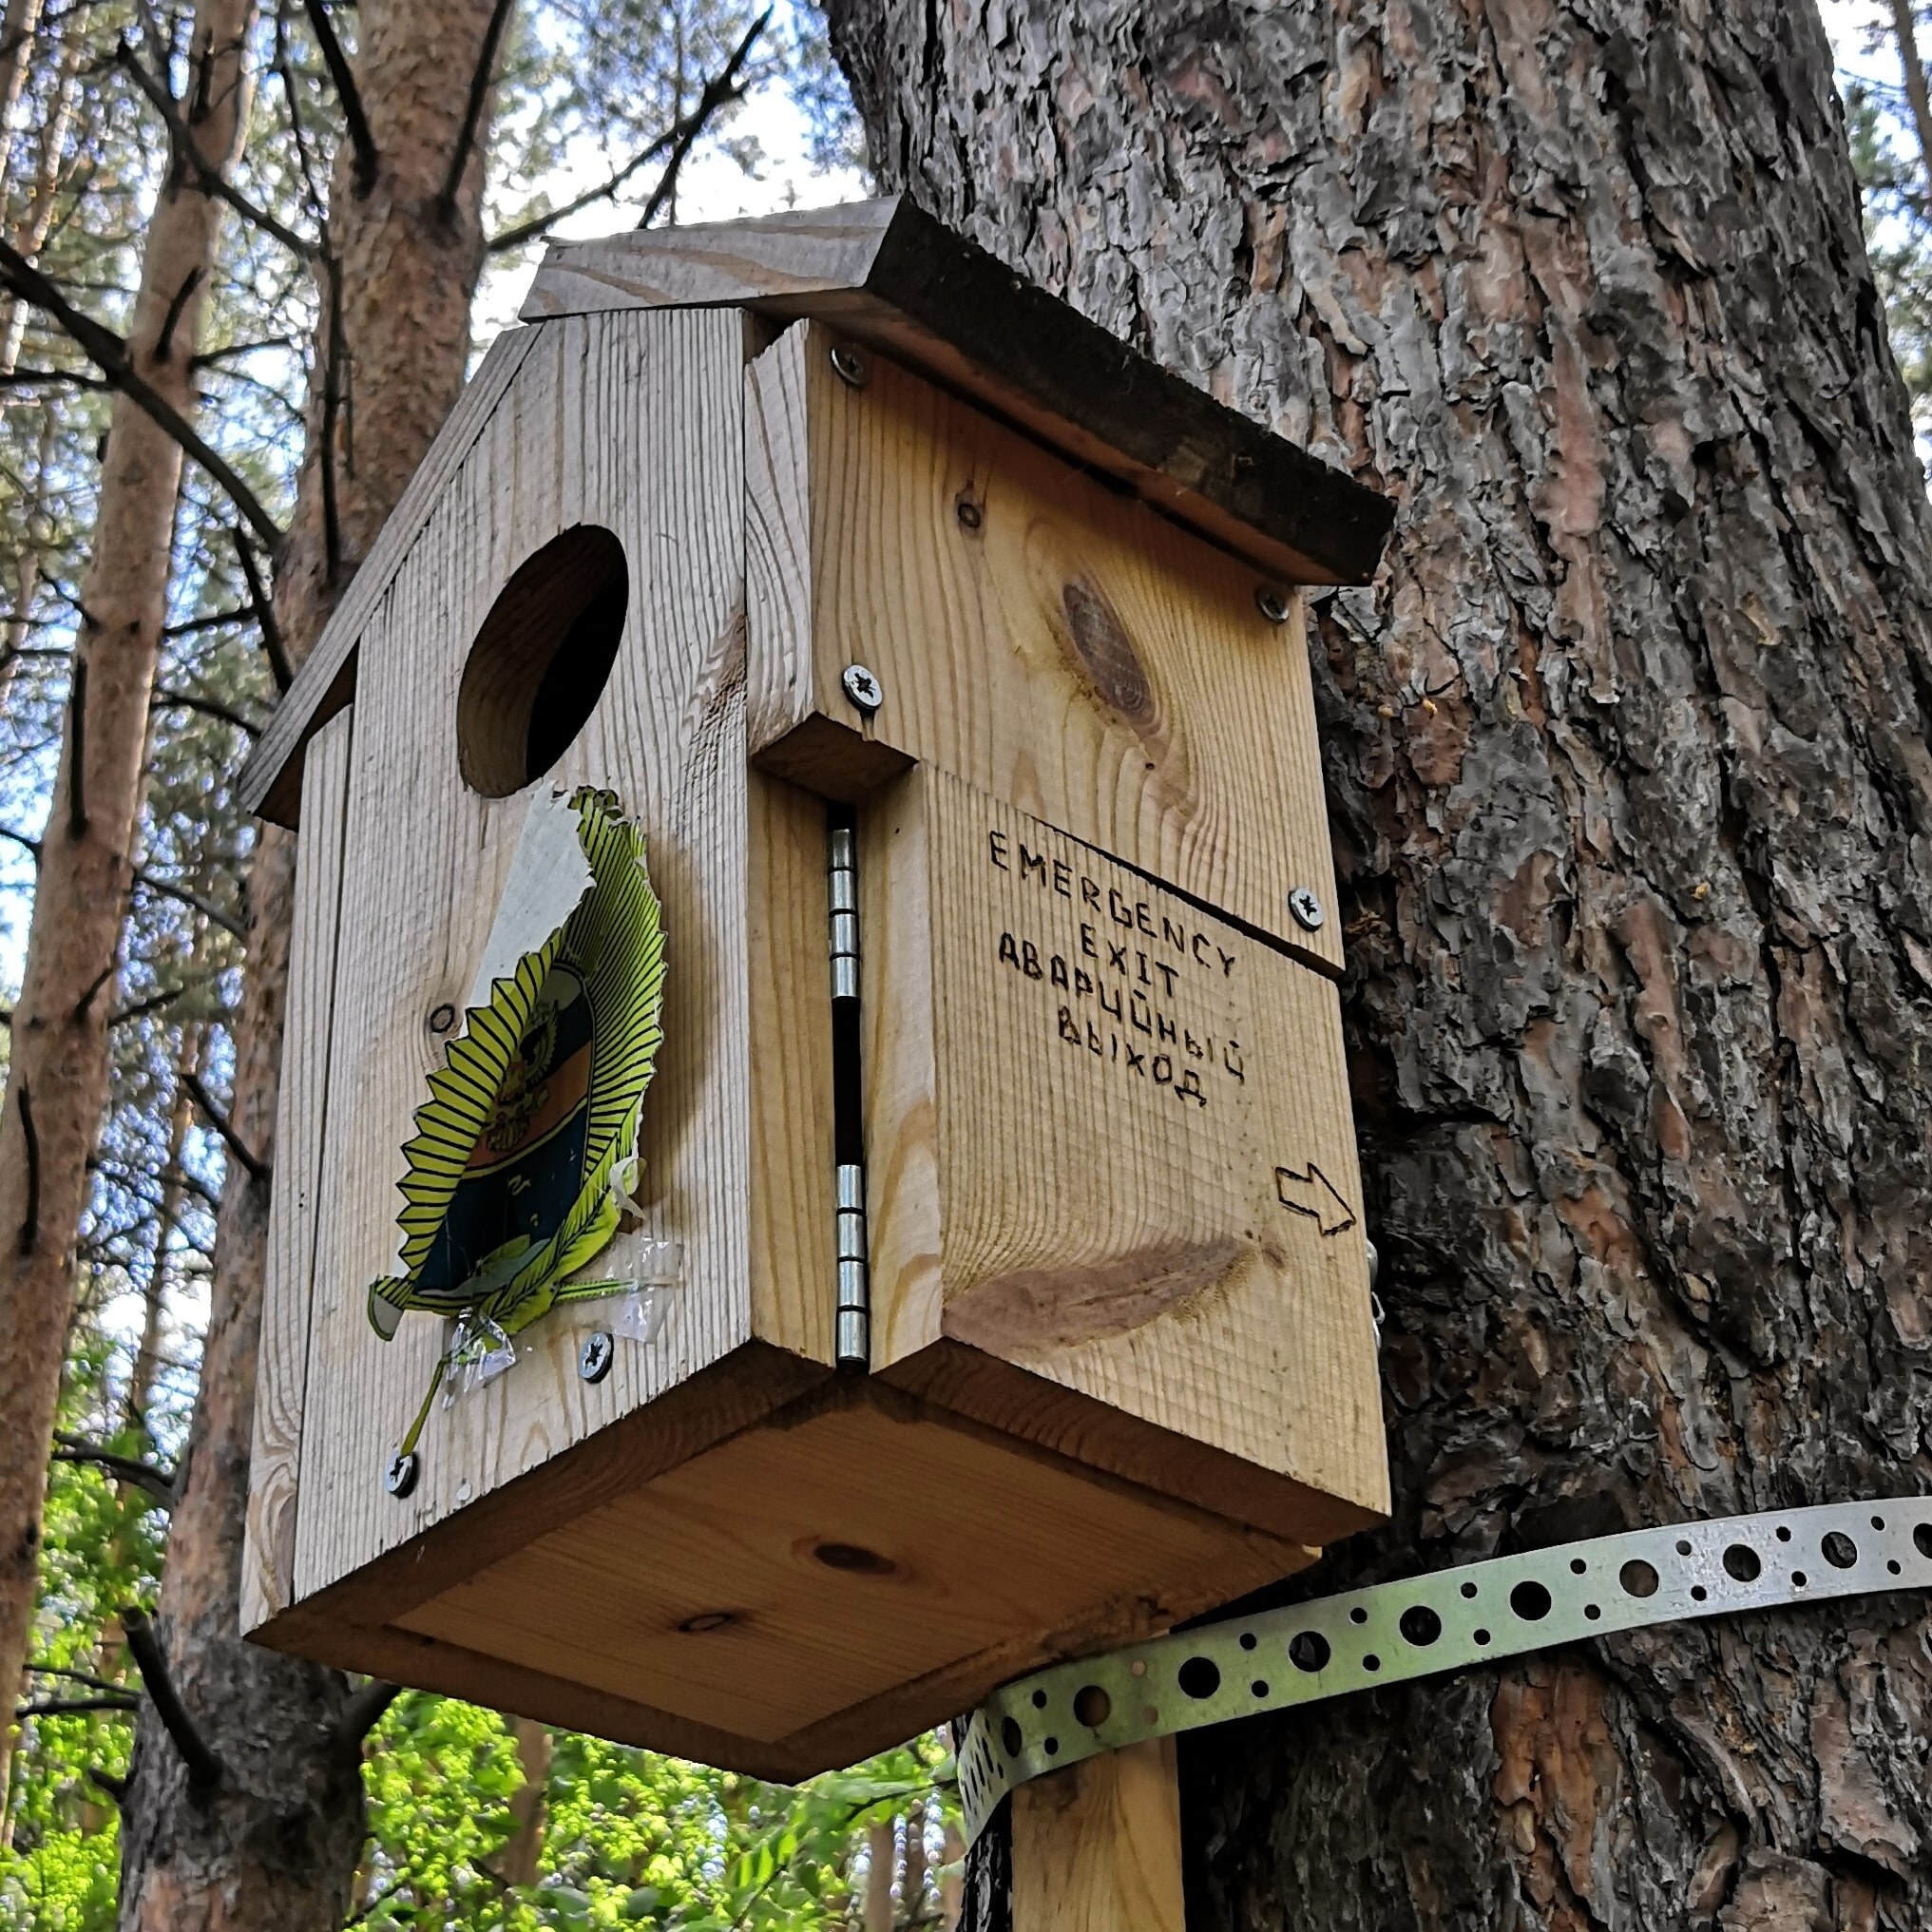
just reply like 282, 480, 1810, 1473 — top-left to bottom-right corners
579, 1331, 614, 1383
384, 1449, 418, 1499
830, 342, 870, 389
428, 1002, 457, 1035
1255, 584, 1291, 623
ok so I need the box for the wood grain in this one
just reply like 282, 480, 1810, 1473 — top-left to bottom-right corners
240, 325, 539, 826
746, 768, 836, 1363
865, 767, 1389, 1539
240, 705, 354, 1636
292, 308, 759, 1603
391, 1383, 1309, 1761
520, 198, 1393, 588
754, 325, 1344, 973
1011, 1738, 1184, 1932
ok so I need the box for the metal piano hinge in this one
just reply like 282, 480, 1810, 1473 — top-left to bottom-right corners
828, 813, 869, 1368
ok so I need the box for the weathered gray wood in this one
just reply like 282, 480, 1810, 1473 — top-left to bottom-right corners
524, 197, 1392, 590
239, 325, 538, 826
820, 2, 1932, 1928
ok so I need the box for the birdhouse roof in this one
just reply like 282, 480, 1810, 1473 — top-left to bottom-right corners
241, 197, 1392, 824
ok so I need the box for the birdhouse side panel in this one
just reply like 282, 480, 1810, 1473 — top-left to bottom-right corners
243, 704, 355, 1636
865, 768, 1389, 1541
746, 322, 1343, 975
291, 308, 757, 1607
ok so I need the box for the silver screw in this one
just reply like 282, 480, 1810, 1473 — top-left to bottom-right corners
1255, 584, 1291, 623
579, 1331, 614, 1384
384, 1448, 418, 1499
829, 342, 871, 389
1288, 885, 1326, 932
841, 663, 884, 715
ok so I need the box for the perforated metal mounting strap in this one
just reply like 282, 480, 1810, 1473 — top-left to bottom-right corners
956, 1497, 1932, 1843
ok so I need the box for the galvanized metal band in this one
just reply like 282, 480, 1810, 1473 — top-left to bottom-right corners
956, 1496, 1932, 1843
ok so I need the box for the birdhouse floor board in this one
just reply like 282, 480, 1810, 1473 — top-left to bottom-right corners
303, 1380, 1316, 1772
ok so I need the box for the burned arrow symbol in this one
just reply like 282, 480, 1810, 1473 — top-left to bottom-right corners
1274, 1161, 1358, 1236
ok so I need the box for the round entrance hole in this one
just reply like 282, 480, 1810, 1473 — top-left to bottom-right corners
457, 525, 629, 796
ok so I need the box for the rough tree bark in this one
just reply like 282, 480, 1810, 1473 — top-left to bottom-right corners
823, 4, 1932, 1927
0, 0, 254, 1801
111, 3, 506, 1925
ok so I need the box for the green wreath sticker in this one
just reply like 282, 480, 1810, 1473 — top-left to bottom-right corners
369, 786, 667, 1455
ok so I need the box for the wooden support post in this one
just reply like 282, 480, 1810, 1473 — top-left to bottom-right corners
1011, 1737, 1185, 1932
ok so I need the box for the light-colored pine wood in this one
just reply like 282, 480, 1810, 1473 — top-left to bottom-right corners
867, 766, 1388, 1542
520, 199, 1392, 590
292, 307, 773, 1604
240, 705, 354, 1636
752, 324, 1344, 974
747, 768, 836, 1363
1012, 1738, 1185, 1932
240, 324, 539, 824
387, 1388, 1310, 1760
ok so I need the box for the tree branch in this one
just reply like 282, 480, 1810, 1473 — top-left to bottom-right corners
0, 239, 284, 549
437, 0, 514, 219
302, 0, 376, 195
635, 12, 768, 234
114, 41, 319, 261
232, 528, 293, 692
16, 1693, 140, 1718
132, 863, 246, 941
53, 1435, 177, 1507
487, 11, 767, 254
16, 1086, 39, 1256
120, 1609, 221, 1788
338, 1677, 403, 1746
182, 1066, 267, 1181
153, 684, 262, 736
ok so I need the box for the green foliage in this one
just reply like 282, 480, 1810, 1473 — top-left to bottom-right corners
353, 1701, 954, 1929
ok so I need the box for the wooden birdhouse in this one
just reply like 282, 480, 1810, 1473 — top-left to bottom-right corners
239, 199, 1397, 1780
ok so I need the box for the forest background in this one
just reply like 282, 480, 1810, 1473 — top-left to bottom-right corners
0, 0, 1924, 1927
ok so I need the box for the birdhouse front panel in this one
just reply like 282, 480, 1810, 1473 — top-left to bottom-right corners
239, 201, 1394, 1780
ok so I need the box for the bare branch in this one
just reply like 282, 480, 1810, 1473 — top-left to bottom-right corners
16, 1086, 39, 1255
120, 1609, 221, 1788
232, 528, 293, 691
132, 864, 246, 941
182, 1066, 267, 1181
52, 1435, 177, 1507
302, 0, 376, 195
16, 1693, 140, 1718
636, 12, 769, 233
0, 239, 284, 549
115, 41, 319, 260
338, 1677, 403, 1746
488, 10, 768, 255
437, 0, 514, 220
153, 683, 261, 736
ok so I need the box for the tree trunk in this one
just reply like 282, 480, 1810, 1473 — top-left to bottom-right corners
0, 0, 253, 1801
498, 1714, 551, 1890
0, 0, 43, 201
0, 15, 79, 375
112, 2, 505, 1924
822, 4, 1932, 1927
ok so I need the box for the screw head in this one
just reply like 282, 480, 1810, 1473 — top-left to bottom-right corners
841, 663, 884, 715
829, 342, 871, 389
383, 1448, 418, 1499
1288, 886, 1326, 932
579, 1330, 614, 1384
1255, 584, 1292, 624
428, 1002, 457, 1036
